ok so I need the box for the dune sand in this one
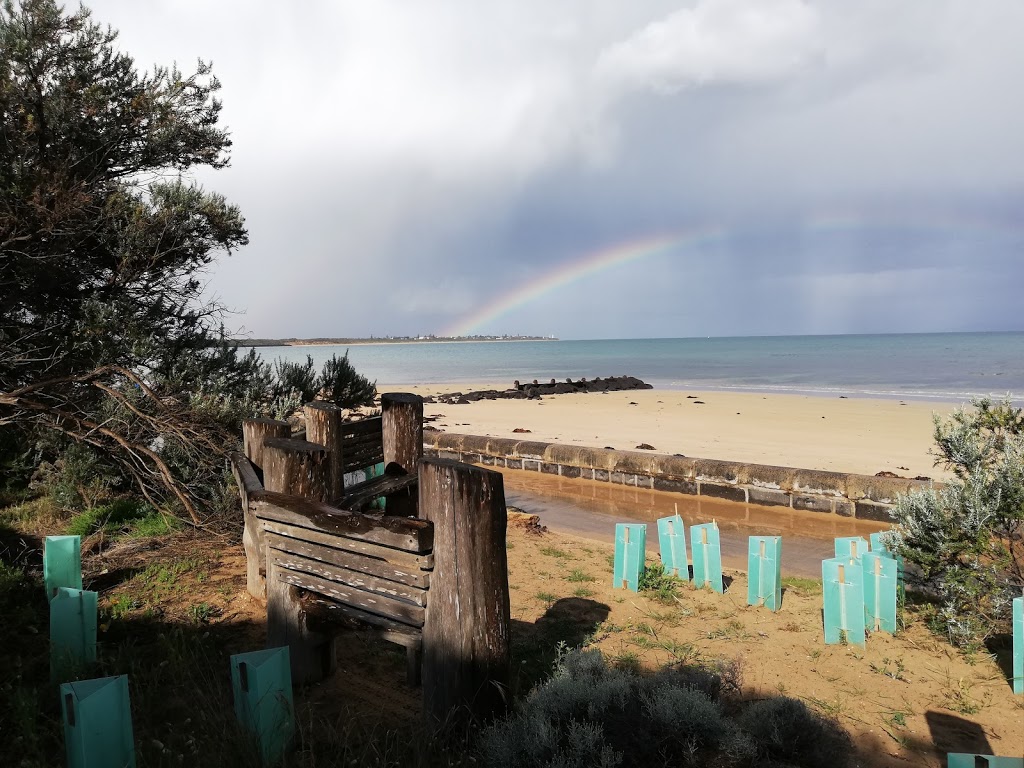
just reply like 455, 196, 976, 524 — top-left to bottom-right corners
381, 383, 962, 479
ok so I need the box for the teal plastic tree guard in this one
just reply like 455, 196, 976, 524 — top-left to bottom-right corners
1013, 595, 1022, 695
690, 522, 724, 594
747, 536, 782, 611
860, 552, 898, 635
613, 524, 646, 592
60, 675, 136, 768
657, 514, 688, 580
834, 536, 869, 560
869, 531, 906, 598
947, 755, 1024, 768
231, 647, 295, 765
50, 587, 98, 681
822, 557, 866, 647
44, 535, 82, 601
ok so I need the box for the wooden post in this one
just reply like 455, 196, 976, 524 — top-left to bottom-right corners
266, 562, 334, 685
242, 418, 291, 469
382, 393, 424, 516
263, 437, 330, 503
304, 402, 345, 502
419, 458, 510, 729
381, 393, 424, 475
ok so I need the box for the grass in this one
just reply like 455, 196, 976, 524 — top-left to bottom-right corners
781, 575, 822, 595
566, 568, 596, 583
637, 563, 684, 604
538, 546, 573, 560
571, 586, 595, 598
869, 656, 908, 682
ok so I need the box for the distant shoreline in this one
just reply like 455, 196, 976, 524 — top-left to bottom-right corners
238, 336, 556, 348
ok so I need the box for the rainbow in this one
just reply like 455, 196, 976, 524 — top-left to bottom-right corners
442, 211, 1024, 337
443, 228, 726, 336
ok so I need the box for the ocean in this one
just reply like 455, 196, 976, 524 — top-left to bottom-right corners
249, 332, 1024, 402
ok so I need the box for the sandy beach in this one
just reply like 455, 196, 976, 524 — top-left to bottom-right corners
380, 384, 963, 480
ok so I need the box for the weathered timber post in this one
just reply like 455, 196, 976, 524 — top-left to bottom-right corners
304, 402, 345, 502
266, 560, 335, 684
419, 457, 510, 729
230, 454, 268, 600
242, 418, 291, 469
263, 437, 330, 503
381, 393, 424, 516
381, 392, 424, 475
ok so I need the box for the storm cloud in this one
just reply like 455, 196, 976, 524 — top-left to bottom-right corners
88, 0, 1024, 338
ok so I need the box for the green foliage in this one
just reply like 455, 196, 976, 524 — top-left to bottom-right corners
480, 648, 848, 768
0, 2, 375, 523
317, 352, 377, 409
736, 697, 851, 768
638, 562, 683, 603
887, 397, 1024, 646
65, 498, 177, 538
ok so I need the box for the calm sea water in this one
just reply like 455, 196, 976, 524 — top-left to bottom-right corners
250, 332, 1024, 402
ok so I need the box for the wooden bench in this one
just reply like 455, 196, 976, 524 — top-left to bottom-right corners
232, 450, 433, 684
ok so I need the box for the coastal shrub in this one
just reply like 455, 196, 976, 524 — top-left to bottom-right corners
273, 355, 320, 404
317, 352, 377, 409
737, 697, 850, 768
886, 397, 1024, 646
478, 648, 851, 767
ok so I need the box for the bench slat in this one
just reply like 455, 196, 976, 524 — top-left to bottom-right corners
268, 535, 429, 600
339, 474, 417, 510
261, 519, 433, 571
255, 496, 433, 553
276, 567, 424, 627
302, 596, 422, 649
267, 531, 430, 588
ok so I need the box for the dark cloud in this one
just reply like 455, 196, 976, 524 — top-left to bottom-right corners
88, 0, 1024, 338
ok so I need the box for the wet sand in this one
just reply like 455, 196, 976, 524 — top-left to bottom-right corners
499, 467, 884, 578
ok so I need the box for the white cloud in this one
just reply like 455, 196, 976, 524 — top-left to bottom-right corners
596, 0, 821, 93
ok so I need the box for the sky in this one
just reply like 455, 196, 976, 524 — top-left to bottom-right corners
87, 0, 1023, 340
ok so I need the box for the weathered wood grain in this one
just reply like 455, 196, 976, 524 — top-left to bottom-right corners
420, 457, 511, 728
255, 496, 434, 553
268, 539, 428, 604
242, 418, 290, 469
277, 568, 425, 627
304, 402, 346, 501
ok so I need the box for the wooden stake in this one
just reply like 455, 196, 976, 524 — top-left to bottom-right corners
419, 458, 510, 730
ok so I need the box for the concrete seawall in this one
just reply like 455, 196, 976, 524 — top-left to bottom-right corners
424, 431, 937, 522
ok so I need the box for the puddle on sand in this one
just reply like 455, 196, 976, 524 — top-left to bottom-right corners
499, 467, 887, 578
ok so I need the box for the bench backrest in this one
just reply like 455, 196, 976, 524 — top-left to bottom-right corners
340, 417, 384, 475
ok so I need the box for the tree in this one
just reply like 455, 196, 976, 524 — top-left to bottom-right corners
0, 0, 272, 522
887, 397, 1024, 646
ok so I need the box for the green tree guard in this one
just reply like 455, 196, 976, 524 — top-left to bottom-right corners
1013, 595, 1022, 696
822, 557, 866, 647
947, 755, 1024, 767
231, 647, 295, 765
746, 536, 782, 611
657, 514, 688, 580
60, 675, 136, 768
834, 536, 869, 560
869, 531, 906, 598
690, 522, 724, 594
50, 588, 98, 682
44, 535, 82, 601
860, 552, 898, 635
613, 523, 646, 592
